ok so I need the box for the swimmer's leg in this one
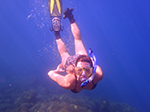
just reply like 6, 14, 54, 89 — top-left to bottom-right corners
71, 23, 87, 55
63, 8, 87, 55
55, 34, 69, 66
48, 0, 69, 66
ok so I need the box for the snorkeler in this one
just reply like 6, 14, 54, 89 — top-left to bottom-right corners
48, 0, 103, 93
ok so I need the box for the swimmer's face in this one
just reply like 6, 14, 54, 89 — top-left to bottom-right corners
76, 61, 92, 82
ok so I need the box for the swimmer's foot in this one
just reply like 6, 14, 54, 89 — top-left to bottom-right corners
54, 31, 61, 40
52, 17, 61, 32
63, 8, 75, 24
52, 17, 61, 39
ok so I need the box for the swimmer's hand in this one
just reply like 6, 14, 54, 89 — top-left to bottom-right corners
54, 63, 65, 73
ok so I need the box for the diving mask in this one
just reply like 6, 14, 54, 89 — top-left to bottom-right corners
75, 67, 93, 77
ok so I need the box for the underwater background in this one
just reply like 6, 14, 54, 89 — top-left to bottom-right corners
0, 0, 150, 112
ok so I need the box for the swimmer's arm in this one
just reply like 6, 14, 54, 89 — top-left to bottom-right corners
48, 70, 74, 89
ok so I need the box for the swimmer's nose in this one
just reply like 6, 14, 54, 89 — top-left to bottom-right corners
81, 70, 86, 76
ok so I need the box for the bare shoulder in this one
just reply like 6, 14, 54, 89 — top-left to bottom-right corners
93, 65, 103, 84
64, 73, 76, 89
65, 74, 76, 83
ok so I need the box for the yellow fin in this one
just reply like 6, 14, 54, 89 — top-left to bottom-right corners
56, 0, 61, 14
50, 0, 55, 14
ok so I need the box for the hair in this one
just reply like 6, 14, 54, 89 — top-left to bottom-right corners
75, 55, 93, 67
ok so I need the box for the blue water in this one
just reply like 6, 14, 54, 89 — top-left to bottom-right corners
0, 0, 150, 111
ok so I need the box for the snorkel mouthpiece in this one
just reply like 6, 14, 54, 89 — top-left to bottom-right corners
80, 80, 89, 87
81, 48, 98, 87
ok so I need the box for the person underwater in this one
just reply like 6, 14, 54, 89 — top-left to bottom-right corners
47, 0, 103, 93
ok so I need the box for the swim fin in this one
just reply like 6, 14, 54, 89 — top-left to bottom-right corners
48, 0, 63, 31
48, 0, 62, 18
63, 8, 75, 24
63, 8, 73, 19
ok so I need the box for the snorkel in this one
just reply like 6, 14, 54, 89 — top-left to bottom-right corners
80, 48, 98, 87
